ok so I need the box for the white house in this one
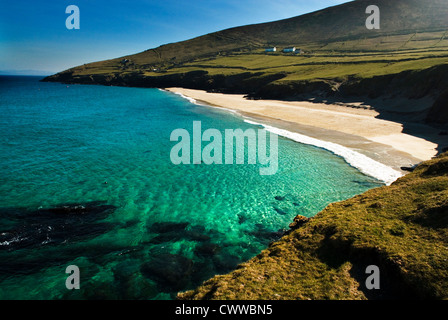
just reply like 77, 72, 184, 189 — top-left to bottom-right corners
265, 47, 277, 52
283, 47, 296, 53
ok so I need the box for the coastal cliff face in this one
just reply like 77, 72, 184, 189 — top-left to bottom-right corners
427, 88, 448, 124
178, 153, 448, 300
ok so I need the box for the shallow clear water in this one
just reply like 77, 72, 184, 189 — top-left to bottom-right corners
0, 76, 383, 299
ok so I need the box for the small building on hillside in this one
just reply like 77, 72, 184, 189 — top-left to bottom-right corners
283, 47, 296, 53
265, 47, 277, 52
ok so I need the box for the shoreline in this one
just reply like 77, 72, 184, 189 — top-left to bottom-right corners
165, 87, 443, 184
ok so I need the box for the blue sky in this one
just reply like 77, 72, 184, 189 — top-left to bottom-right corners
0, 0, 350, 75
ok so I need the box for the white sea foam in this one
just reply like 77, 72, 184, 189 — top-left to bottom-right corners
244, 119, 403, 185
160, 89, 200, 105
172, 90, 239, 114
0, 236, 26, 247
243, 119, 262, 126
174, 92, 198, 104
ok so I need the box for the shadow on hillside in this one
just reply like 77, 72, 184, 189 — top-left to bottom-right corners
315, 234, 421, 300
280, 94, 448, 156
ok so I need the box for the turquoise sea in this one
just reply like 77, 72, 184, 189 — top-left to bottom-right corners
0, 76, 383, 299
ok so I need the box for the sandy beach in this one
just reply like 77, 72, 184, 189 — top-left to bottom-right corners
166, 88, 445, 174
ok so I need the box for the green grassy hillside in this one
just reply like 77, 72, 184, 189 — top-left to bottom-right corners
47, 0, 448, 77
178, 153, 448, 300
44, 0, 448, 123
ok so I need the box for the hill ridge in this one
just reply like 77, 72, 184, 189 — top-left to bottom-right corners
43, 0, 448, 124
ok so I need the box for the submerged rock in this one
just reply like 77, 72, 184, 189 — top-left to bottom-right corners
148, 222, 211, 244
212, 254, 241, 273
195, 242, 222, 257
140, 254, 193, 291
0, 201, 116, 251
186, 231, 211, 242
148, 222, 189, 233
401, 165, 417, 172
190, 261, 217, 285
148, 232, 183, 244
273, 207, 288, 215
46, 201, 116, 216
149, 229, 211, 244
113, 260, 158, 300
238, 214, 249, 224
247, 224, 286, 243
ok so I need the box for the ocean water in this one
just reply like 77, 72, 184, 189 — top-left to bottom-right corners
0, 76, 383, 299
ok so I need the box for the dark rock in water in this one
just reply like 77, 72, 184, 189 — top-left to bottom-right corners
111, 259, 158, 300
293, 202, 301, 207
116, 247, 141, 257
273, 207, 288, 215
0, 201, 116, 252
186, 231, 211, 242
191, 225, 219, 240
119, 273, 158, 300
212, 254, 241, 273
401, 165, 417, 172
149, 229, 210, 244
78, 281, 122, 300
113, 260, 141, 283
275, 196, 286, 201
123, 219, 139, 228
149, 232, 183, 244
140, 254, 193, 291
195, 242, 221, 257
149, 222, 189, 233
0, 257, 52, 278
352, 180, 375, 187
148, 223, 210, 244
252, 229, 285, 242
188, 224, 207, 234
0, 241, 129, 278
46, 201, 116, 216
47, 205, 87, 215
247, 224, 286, 242
190, 261, 217, 285
238, 214, 249, 224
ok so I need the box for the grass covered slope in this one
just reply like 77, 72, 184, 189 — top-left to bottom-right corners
48, 0, 448, 75
44, 0, 448, 123
46, 0, 448, 81
178, 153, 448, 300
